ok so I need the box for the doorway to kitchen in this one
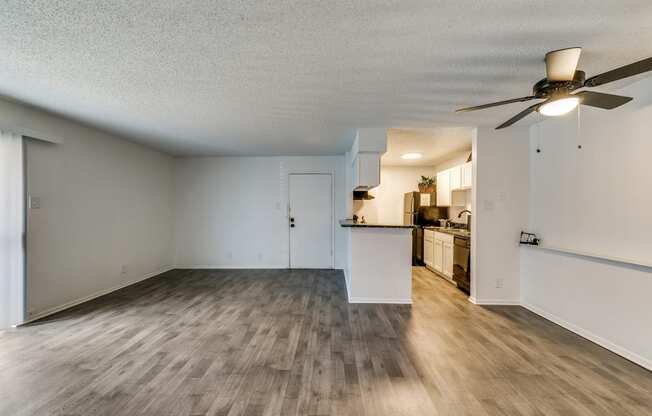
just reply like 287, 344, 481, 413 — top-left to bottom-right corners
353, 128, 474, 295
288, 173, 333, 269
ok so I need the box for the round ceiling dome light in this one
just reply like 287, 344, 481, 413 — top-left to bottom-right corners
401, 152, 423, 160
539, 97, 579, 116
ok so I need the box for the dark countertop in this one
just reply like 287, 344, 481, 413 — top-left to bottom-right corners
339, 219, 416, 229
422, 226, 471, 238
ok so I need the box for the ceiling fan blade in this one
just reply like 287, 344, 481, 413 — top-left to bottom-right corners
495, 101, 546, 130
584, 57, 652, 87
456, 96, 537, 113
574, 91, 632, 109
545, 47, 582, 81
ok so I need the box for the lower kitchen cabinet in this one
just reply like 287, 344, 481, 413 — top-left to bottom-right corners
424, 230, 434, 267
433, 239, 443, 272
427, 231, 454, 281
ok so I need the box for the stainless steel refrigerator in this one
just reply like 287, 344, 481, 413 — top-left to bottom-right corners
403, 192, 421, 226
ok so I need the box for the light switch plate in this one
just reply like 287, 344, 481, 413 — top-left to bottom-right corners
29, 196, 41, 209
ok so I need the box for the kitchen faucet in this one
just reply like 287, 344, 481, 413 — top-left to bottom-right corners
458, 210, 472, 231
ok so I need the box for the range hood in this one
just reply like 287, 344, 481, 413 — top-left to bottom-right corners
353, 190, 375, 200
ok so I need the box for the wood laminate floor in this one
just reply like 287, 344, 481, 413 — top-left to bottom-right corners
1, 268, 651, 416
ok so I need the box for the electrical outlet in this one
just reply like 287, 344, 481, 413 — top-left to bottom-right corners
257, 253, 263, 261
496, 278, 504, 288
227, 251, 233, 260
121, 265, 127, 274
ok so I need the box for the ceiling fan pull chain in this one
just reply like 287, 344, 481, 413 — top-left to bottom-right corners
535, 112, 542, 154
576, 105, 582, 150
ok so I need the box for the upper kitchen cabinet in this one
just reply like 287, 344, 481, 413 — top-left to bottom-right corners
449, 165, 462, 190
461, 162, 472, 189
350, 128, 387, 191
436, 169, 451, 206
436, 161, 471, 207
352, 153, 381, 190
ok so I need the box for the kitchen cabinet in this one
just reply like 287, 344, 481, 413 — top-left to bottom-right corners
450, 166, 462, 190
436, 162, 471, 207
423, 230, 434, 267
429, 231, 454, 281
433, 239, 443, 273
352, 153, 381, 190
436, 170, 451, 207
461, 162, 472, 189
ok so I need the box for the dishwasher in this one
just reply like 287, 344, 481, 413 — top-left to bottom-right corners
452, 235, 470, 293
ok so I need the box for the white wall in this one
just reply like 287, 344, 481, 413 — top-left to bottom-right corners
173, 156, 347, 269
353, 165, 438, 224
344, 151, 354, 288
0, 131, 24, 328
3, 94, 350, 321
0, 98, 176, 321
472, 127, 529, 304
521, 75, 652, 370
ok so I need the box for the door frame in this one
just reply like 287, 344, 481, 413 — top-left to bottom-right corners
287, 172, 335, 269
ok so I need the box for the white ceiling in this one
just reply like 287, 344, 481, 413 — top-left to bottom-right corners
383, 128, 471, 166
2, 1, 652, 156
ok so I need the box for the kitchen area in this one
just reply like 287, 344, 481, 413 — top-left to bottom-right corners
343, 127, 474, 304
406, 184, 472, 293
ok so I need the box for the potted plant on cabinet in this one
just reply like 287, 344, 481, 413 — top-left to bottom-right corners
418, 175, 436, 193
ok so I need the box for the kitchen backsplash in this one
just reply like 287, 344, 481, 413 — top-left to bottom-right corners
448, 189, 472, 224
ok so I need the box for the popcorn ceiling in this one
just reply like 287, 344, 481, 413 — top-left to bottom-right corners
1, 1, 651, 155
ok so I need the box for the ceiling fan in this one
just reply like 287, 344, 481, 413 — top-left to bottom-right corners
456, 48, 652, 129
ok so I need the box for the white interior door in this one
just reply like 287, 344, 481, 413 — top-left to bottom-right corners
289, 174, 333, 268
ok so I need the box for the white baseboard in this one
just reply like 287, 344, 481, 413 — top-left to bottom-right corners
468, 297, 520, 305
174, 266, 347, 271
174, 265, 288, 269
522, 302, 652, 371
21, 266, 174, 325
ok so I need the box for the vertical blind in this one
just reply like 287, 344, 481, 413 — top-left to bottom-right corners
0, 130, 24, 328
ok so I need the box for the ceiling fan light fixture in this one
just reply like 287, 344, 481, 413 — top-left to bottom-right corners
456, 49, 652, 129
539, 97, 579, 116
401, 152, 423, 160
